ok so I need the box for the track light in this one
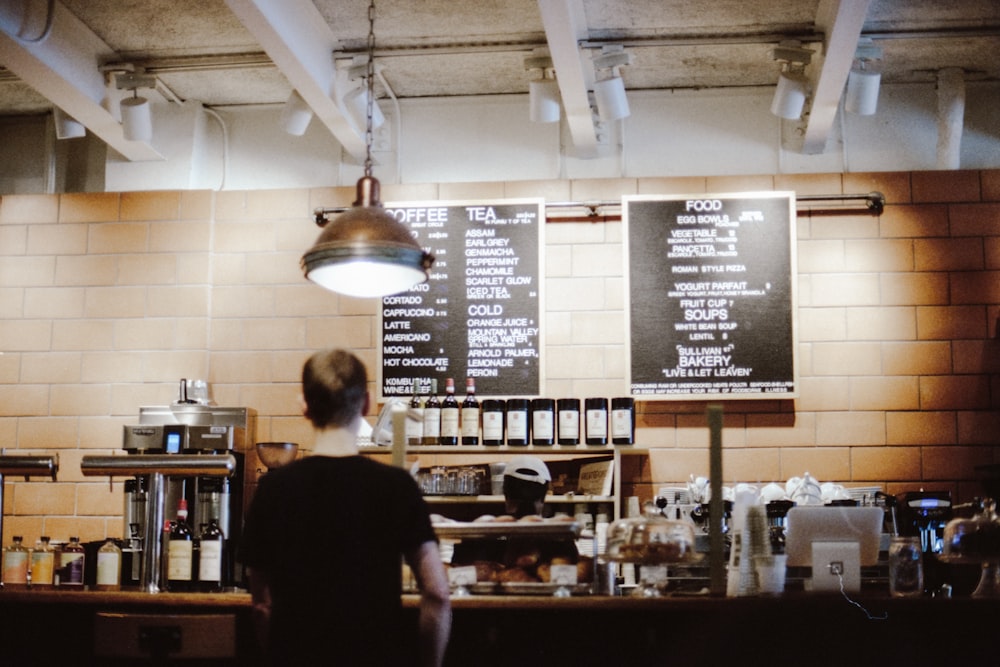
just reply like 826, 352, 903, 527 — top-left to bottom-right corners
845, 39, 883, 116
592, 45, 632, 121
280, 90, 314, 136
115, 69, 156, 142
53, 107, 85, 140
343, 84, 385, 132
525, 49, 560, 123
770, 41, 813, 120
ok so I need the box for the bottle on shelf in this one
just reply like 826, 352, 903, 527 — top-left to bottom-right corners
406, 379, 424, 446
460, 378, 480, 445
95, 538, 122, 591
505, 399, 530, 446
585, 397, 609, 446
198, 518, 225, 592
56, 536, 86, 588
167, 498, 195, 591
422, 379, 441, 446
481, 399, 505, 446
531, 398, 555, 446
30, 536, 55, 587
439, 378, 460, 445
2, 535, 29, 588
557, 398, 581, 445
611, 397, 636, 445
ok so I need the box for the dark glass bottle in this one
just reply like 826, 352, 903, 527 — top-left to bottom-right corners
406, 380, 424, 446
460, 378, 480, 445
585, 397, 608, 445
505, 399, 530, 446
422, 379, 441, 446
611, 397, 636, 445
531, 398, 555, 446
198, 518, 225, 592
167, 498, 194, 591
481, 399, 505, 446
557, 398, 581, 445
439, 378, 459, 445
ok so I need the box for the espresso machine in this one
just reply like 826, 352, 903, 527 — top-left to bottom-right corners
120, 404, 255, 588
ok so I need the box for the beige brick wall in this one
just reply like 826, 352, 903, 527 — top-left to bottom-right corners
1, 170, 998, 546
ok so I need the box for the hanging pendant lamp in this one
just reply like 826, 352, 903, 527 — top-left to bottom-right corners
301, 0, 434, 298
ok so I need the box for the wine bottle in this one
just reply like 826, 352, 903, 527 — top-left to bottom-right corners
422, 379, 441, 446
198, 518, 225, 592
406, 380, 424, 446
460, 378, 480, 445
439, 378, 459, 445
167, 498, 194, 591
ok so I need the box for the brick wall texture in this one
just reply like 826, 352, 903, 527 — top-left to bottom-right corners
1, 170, 998, 545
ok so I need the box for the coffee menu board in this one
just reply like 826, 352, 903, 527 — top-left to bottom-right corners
623, 193, 797, 400
378, 199, 544, 399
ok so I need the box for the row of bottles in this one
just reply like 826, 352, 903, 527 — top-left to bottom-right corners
1, 535, 94, 589
165, 498, 226, 592
1, 499, 225, 592
405, 378, 636, 446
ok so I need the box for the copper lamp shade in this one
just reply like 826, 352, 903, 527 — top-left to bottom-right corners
301, 176, 434, 298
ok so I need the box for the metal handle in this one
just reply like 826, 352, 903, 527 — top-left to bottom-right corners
80, 454, 236, 478
0, 454, 59, 480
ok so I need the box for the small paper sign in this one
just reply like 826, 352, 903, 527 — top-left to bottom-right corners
448, 565, 478, 587
549, 564, 578, 585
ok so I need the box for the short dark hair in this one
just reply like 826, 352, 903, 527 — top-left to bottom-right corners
301, 349, 368, 429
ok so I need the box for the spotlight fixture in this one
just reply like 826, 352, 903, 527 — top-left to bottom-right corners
845, 39, 883, 116
115, 69, 157, 142
525, 49, 560, 123
301, 0, 434, 299
279, 90, 314, 136
592, 45, 632, 121
770, 41, 813, 120
53, 107, 85, 140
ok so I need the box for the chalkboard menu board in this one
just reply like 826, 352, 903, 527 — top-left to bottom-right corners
624, 193, 797, 400
379, 199, 544, 399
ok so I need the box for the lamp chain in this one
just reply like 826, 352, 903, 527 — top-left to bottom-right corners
364, 0, 376, 178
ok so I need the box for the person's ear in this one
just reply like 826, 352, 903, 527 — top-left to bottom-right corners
362, 391, 371, 416
299, 394, 309, 418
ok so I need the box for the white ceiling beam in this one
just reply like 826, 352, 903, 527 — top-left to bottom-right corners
0, 0, 163, 161
537, 0, 599, 158
224, 0, 367, 161
801, 0, 873, 154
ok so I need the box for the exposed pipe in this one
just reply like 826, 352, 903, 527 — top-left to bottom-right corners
936, 67, 965, 170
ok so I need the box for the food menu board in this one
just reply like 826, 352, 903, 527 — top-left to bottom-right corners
623, 193, 797, 400
379, 199, 544, 399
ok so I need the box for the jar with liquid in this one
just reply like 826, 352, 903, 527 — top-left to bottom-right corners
95, 538, 122, 591
56, 536, 86, 588
30, 536, 55, 587
2, 536, 29, 588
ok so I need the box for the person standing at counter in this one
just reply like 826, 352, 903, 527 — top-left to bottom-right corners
241, 349, 451, 666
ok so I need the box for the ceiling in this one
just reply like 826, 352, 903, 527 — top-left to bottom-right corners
1, 0, 998, 159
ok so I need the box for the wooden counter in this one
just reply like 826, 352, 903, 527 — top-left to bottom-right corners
0, 588, 995, 665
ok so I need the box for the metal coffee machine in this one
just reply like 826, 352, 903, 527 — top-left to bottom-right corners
121, 404, 255, 588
